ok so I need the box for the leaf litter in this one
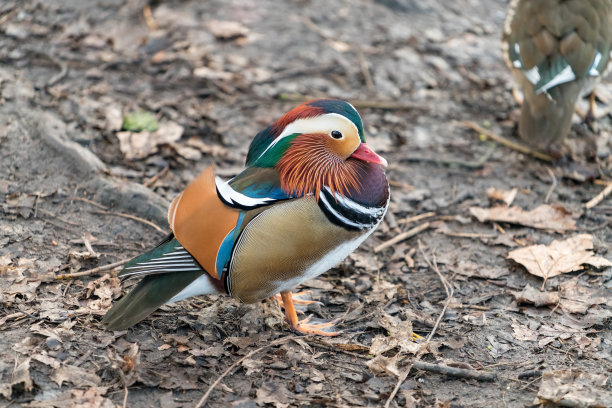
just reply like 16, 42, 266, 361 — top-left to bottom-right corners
470, 204, 577, 232
1, 0, 611, 407
507, 234, 612, 285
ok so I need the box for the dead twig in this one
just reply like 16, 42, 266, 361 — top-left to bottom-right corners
461, 120, 554, 162
300, 16, 350, 52
388, 179, 414, 190
91, 210, 166, 233
413, 361, 496, 381
56, 259, 127, 279
384, 365, 412, 408
386, 241, 456, 408
585, 181, 612, 209
142, 4, 158, 31
122, 384, 128, 408
0, 312, 26, 328
143, 166, 169, 188
194, 336, 296, 408
417, 240, 454, 341
37, 208, 78, 226
374, 222, 430, 253
357, 49, 375, 94
69, 196, 109, 210
544, 167, 557, 203
399, 211, 436, 225
439, 230, 496, 239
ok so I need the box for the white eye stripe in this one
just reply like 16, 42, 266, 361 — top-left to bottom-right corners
256, 113, 359, 162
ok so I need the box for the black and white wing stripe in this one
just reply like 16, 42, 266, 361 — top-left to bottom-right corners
120, 245, 203, 278
215, 177, 278, 210
318, 186, 387, 231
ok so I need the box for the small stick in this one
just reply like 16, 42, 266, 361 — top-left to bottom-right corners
37, 208, 78, 226
386, 241, 455, 408
461, 120, 554, 162
144, 166, 169, 188
417, 240, 454, 341
585, 181, 612, 209
544, 167, 557, 203
388, 179, 414, 190
0, 312, 26, 327
194, 336, 296, 408
384, 365, 412, 408
68, 196, 108, 210
413, 361, 496, 381
374, 222, 430, 253
142, 4, 158, 30
357, 49, 375, 94
399, 211, 435, 225
91, 210, 166, 233
439, 230, 496, 239
56, 259, 127, 279
594, 179, 612, 186
122, 384, 128, 408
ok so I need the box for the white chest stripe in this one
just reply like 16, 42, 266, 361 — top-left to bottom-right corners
324, 187, 385, 218
319, 192, 366, 229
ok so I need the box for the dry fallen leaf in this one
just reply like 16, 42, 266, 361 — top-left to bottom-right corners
511, 321, 538, 342
71, 387, 113, 408
470, 204, 576, 232
350, 251, 382, 271
206, 20, 249, 40
512, 284, 560, 307
558, 278, 609, 314
52, 365, 102, 387
116, 121, 183, 159
11, 357, 33, 393
508, 234, 612, 285
255, 381, 291, 407
536, 370, 612, 407
369, 313, 418, 355
486, 187, 517, 206
366, 353, 401, 377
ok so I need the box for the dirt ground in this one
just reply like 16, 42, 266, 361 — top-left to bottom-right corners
1, 0, 611, 407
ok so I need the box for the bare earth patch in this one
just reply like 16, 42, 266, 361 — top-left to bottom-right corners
1, 0, 611, 407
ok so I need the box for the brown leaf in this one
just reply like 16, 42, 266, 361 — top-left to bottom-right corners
255, 381, 290, 407
369, 313, 418, 355
558, 278, 609, 314
72, 387, 113, 408
507, 234, 612, 282
51, 365, 101, 387
116, 122, 183, 159
512, 284, 560, 307
206, 20, 250, 40
470, 204, 576, 232
350, 251, 382, 271
11, 357, 33, 392
511, 321, 538, 342
536, 370, 612, 407
364, 279, 397, 303
486, 187, 517, 206
366, 353, 401, 377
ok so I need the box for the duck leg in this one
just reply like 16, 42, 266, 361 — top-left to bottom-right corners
272, 290, 323, 306
280, 291, 340, 336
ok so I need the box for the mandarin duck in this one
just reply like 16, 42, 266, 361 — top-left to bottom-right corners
502, 0, 612, 150
102, 100, 389, 336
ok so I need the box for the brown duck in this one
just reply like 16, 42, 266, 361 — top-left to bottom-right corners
502, 0, 612, 149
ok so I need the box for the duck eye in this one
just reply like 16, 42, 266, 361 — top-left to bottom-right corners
330, 130, 343, 139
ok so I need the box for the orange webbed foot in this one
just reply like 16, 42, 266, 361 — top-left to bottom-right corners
279, 291, 340, 337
